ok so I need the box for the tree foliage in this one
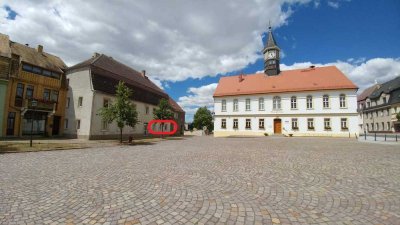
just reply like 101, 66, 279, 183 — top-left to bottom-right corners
98, 81, 138, 143
193, 107, 213, 131
397, 112, 400, 121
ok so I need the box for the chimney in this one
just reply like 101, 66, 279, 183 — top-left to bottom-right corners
141, 70, 147, 79
92, 52, 100, 58
37, 45, 43, 53
239, 74, 244, 82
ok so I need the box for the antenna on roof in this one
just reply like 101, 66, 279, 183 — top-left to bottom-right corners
268, 20, 272, 30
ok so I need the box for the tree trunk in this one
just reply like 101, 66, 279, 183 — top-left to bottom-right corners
161, 122, 164, 139
120, 128, 123, 143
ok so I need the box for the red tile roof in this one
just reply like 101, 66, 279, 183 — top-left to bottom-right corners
357, 84, 380, 102
213, 66, 357, 97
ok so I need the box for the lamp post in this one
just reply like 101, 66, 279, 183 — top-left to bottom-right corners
30, 100, 37, 147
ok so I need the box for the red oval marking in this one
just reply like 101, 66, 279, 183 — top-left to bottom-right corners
147, 120, 178, 135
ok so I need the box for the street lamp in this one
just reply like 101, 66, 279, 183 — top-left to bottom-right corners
30, 100, 37, 147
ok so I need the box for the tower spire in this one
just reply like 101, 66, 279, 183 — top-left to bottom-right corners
263, 22, 280, 76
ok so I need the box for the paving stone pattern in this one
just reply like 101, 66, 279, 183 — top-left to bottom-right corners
0, 136, 399, 225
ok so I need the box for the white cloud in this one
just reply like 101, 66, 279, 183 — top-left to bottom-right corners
178, 83, 218, 122
0, 0, 313, 85
281, 57, 400, 91
327, 1, 340, 8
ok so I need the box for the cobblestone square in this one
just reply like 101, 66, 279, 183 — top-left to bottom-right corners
0, 136, 399, 225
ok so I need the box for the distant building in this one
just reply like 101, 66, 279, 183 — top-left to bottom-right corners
0, 33, 67, 137
358, 76, 400, 133
64, 53, 184, 139
357, 83, 379, 133
213, 26, 359, 137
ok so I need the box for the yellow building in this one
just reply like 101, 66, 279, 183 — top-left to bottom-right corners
0, 33, 67, 137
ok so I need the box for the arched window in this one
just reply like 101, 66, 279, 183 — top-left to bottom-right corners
340, 94, 346, 108
306, 95, 313, 109
290, 96, 297, 109
323, 95, 329, 108
258, 98, 264, 111
233, 99, 238, 111
273, 96, 281, 110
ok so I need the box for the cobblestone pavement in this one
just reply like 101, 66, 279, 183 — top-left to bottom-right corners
1, 136, 399, 225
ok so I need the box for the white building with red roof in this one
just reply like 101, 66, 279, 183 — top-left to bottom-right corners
213, 26, 359, 137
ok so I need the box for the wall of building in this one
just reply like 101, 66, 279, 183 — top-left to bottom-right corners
0, 79, 8, 136
64, 69, 94, 138
214, 89, 358, 137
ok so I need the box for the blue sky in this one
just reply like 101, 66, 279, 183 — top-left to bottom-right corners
1, 0, 400, 121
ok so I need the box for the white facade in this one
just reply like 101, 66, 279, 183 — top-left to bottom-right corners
64, 69, 171, 139
214, 89, 359, 137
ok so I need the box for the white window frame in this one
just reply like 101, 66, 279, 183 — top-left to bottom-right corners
221, 119, 226, 129
233, 119, 238, 129
306, 95, 313, 109
245, 99, 251, 111
341, 118, 348, 130
307, 118, 314, 130
245, 119, 251, 129
258, 98, 264, 111
273, 96, 281, 110
221, 100, 226, 112
259, 118, 264, 129
291, 118, 298, 130
324, 118, 331, 130
233, 99, 238, 112
290, 96, 297, 109
323, 95, 329, 108
340, 94, 346, 108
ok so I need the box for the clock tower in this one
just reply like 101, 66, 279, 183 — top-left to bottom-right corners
263, 25, 280, 76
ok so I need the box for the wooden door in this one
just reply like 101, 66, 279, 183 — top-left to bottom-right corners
52, 116, 60, 135
274, 119, 282, 134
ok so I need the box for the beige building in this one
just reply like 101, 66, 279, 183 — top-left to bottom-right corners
358, 76, 400, 133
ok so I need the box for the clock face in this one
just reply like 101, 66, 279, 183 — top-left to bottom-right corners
268, 51, 276, 59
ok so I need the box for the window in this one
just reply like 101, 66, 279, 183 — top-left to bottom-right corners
324, 118, 331, 130
102, 120, 108, 130
233, 119, 238, 129
6, 112, 16, 135
307, 118, 314, 130
341, 118, 348, 130
290, 96, 297, 109
367, 102, 370, 107
26, 85, 34, 99
15, 83, 24, 107
32, 67, 42, 74
376, 123, 379, 131
233, 99, 238, 112
340, 94, 346, 108
387, 122, 391, 131
76, 120, 81, 129
51, 90, 58, 102
43, 89, 50, 101
22, 64, 33, 72
221, 100, 226, 112
245, 119, 251, 129
291, 118, 298, 130
64, 119, 68, 129
245, 99, 251, 111
323, 95, 329, 108
103, 99, 109, 108
375, 111, 378, 117
259, 119, 264, 129
382, 122, 385, 131
383, 97, 387, 104
221, 119, 226, 129
273, 96, 281, 110
43, 70, 51, 76
366, 124, 369, 131
366, 113, 368, 119
371, 123, 374, 131
78, 97, 83, 107
386, 109, 390, 116
259, 98, 264, 111
145, 106, 149, 115
306, 95, 313, 109
381, 110, 383, 117
66, 97, 70, 108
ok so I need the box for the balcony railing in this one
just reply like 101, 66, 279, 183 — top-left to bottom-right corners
24, 98, 55, 111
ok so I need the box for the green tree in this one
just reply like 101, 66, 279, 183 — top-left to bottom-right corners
153, 98, 174, 138
98, 81, 138, 143
193, 107, 213, 132
397, 112, 400, 121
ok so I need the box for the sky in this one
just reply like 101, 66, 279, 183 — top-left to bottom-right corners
1, 0, 400, 122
